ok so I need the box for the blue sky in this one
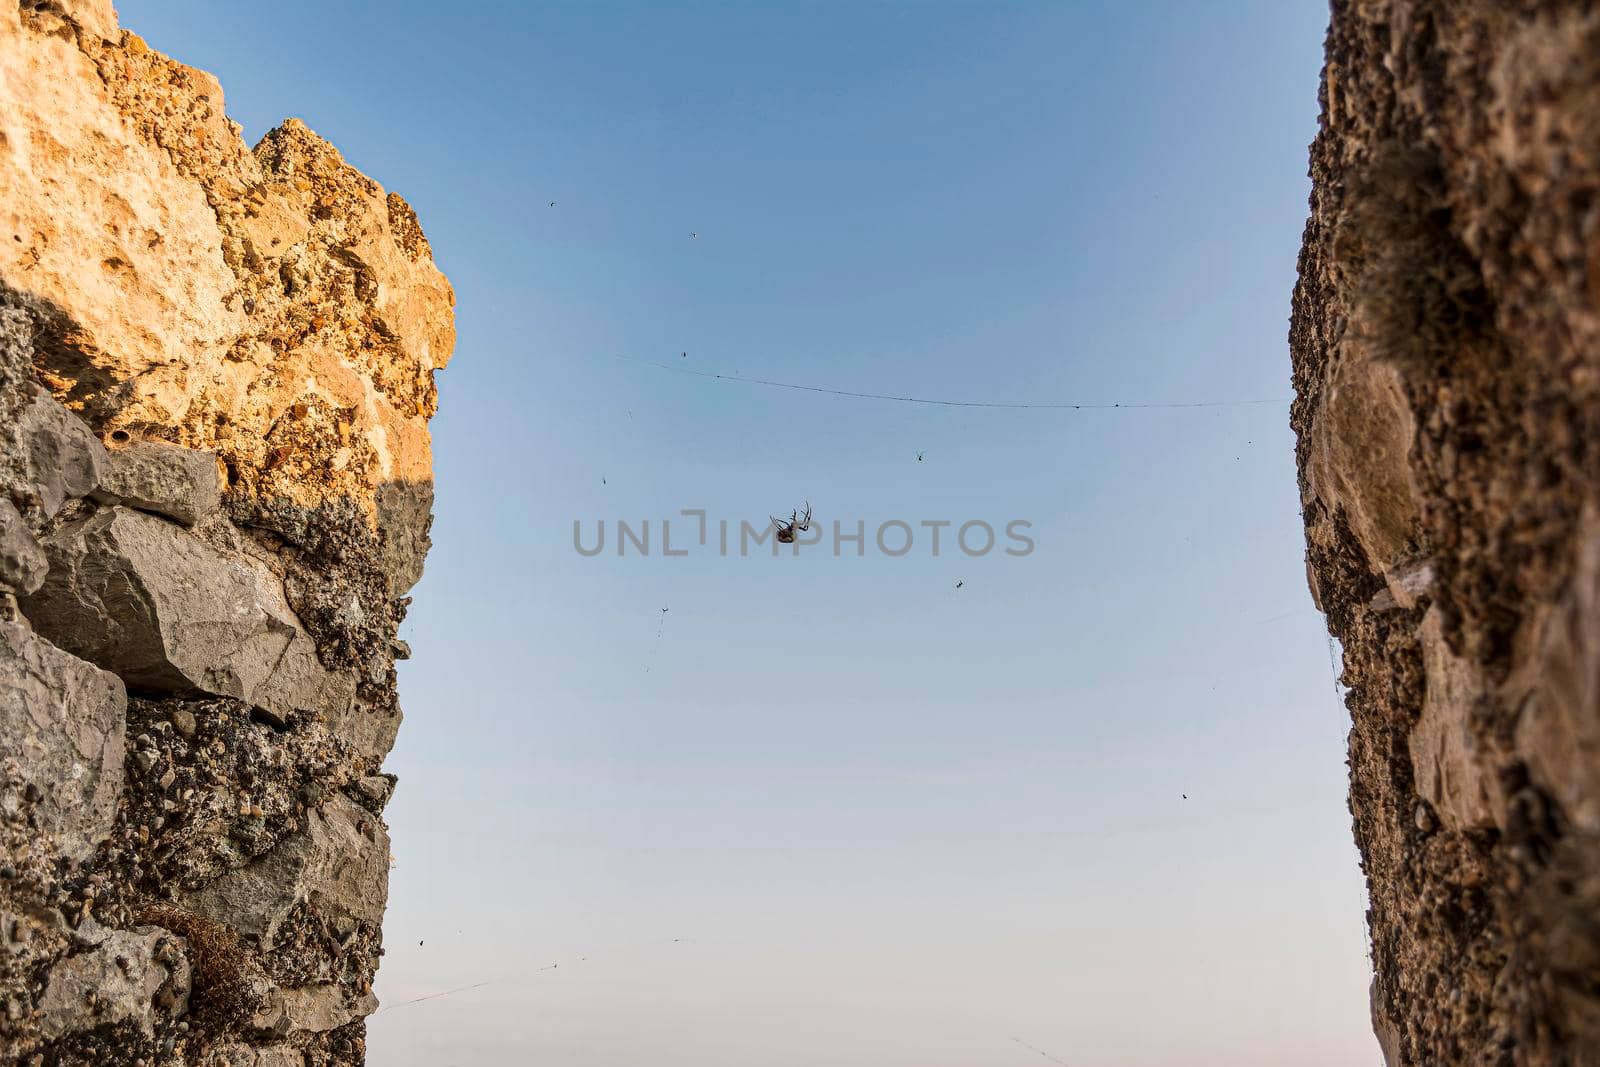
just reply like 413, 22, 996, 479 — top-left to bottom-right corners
117, 2, 1370, 1064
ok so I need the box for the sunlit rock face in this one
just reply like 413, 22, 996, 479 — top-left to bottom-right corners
0, 1, 454, 1062
1291, 2, 1600, 1063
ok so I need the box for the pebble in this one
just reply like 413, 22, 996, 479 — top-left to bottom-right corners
169, 708, 197, 739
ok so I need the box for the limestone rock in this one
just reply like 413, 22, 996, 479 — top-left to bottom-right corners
1370, 977, 1400, 1067
209, 1044, 306, 1067
13, 391, 106, 519
0, 2, 248, 429
0, 5, 453, 1057
95, 439, 222, 526
184, 794, 389, 944
352, 774, 395, 808
1407, 608, 1500, 832
0, 499, 46, 595
1304, 350, 1419, 574
1510, 513, 1600, 836
0, 619, 124, 861
255, 983, 379, 1035
0, 5, 452, 522
1292, 2, 1600, 1059
56, 0, 118, 42
36, 925, 190, 1040
22, 506, 354, 721
376, 479, 436, 596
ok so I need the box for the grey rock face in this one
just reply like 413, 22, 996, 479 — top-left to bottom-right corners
36, 925, 190, 1040
376, 479, 434, 595
0, 499, 46, 595
184, 794, 389, 944
210, 1043, 307, 1067
0, 620, 124, 860
255, 983, 379, 1035
95, 440, 222, 526
14, 391, 106, 518
353, 774, 396, 809
22, 506, 354, 722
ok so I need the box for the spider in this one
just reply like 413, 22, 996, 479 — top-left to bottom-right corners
771, 501, 812, 544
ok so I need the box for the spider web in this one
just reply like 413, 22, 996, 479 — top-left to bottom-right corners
614, 354, 1290, 411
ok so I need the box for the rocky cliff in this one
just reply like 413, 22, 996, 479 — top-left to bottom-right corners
0, 2, 454, 1062
1292, 2, 1600, 1062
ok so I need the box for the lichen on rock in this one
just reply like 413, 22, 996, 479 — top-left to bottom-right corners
0, 0, 453, 1061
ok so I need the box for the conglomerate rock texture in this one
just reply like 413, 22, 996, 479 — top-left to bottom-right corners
0, 1, 454, 1062
1291, 2, 1600, 1063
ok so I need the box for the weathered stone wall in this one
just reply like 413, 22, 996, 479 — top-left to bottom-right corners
0, 2, 453, 1063
1291, 2, 1600, 1063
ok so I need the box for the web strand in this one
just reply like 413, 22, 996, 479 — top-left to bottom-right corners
614, 354, 1290, 411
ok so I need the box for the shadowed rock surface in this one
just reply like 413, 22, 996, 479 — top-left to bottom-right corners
0, 1, 454, 1062
24, 506, 357, 725
94, 441, 224, 527
1292, 2, 1600, 1062
0, 620, 125, 864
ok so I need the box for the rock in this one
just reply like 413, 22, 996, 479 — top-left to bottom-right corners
0, 620, 124, 861
94, 440, 222, 526
376, 479, 435, 596
184, 795, 388, 944
68, 914, 111, 949
169, 707, 198, 740
1293, 2, 1600, 1058
352, 775, 395, 808
1407, 608, 1501, 832
1370, 977, 1400, 1067
209, 1044, 305, 1067
36, 926, 189, 1041
0, 4, 455, 1054
22, 507, 355, 723
14, 392, 106, 518
254, 983, 378, 1035
57, 1, 118, 42
0, 7, 453, 515
1509, 514, 1600, 835
1304, 352, 1418, 575
0, 500, 46, 596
